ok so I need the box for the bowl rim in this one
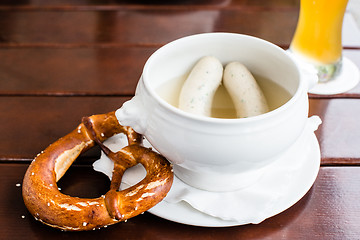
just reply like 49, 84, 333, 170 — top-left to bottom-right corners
142, 32, 305, 125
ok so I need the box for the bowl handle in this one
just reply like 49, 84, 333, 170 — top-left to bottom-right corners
115, 94, 148, 134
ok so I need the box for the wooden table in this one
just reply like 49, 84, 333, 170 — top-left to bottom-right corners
1, 1, 360, 239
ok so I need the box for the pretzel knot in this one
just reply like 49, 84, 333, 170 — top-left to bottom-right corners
22, 112, 173, 231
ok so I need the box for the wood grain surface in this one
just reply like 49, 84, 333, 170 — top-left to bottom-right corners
1, 0, 359, 239
2, 164, 359, 239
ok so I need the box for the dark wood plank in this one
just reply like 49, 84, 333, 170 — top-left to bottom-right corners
0, 0, 300, 9
309, 98, 360, 165
0, 9, 299, 46
4, 164, 360, 239
0, 47, 358, 98
1, 97, 360, 165
0, 96, 131, 161
0, 47, 155, 95
1, 48, 358, 97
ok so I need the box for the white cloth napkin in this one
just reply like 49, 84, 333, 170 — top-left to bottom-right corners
93, 116, 321, 224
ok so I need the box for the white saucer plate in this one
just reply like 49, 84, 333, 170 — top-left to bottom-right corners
148, 132, 320, 227
309, 57, 360, 95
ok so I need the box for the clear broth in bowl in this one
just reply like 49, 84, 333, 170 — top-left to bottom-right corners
156, 74, 292, 119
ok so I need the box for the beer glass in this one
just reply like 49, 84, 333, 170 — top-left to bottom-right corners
290, 0, 348, 82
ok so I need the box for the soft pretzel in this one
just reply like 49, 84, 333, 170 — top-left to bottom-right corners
22, 112, 173, 231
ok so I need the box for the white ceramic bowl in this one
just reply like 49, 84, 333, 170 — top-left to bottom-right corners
116, 33, 316, 192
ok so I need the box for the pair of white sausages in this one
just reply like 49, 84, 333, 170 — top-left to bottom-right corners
179, 56, 269, 118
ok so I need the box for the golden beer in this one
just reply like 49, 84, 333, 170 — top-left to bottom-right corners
290, 0, 348, 81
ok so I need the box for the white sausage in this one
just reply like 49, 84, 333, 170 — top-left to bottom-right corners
179, 56, 223, 117
223, 62, 269, 118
